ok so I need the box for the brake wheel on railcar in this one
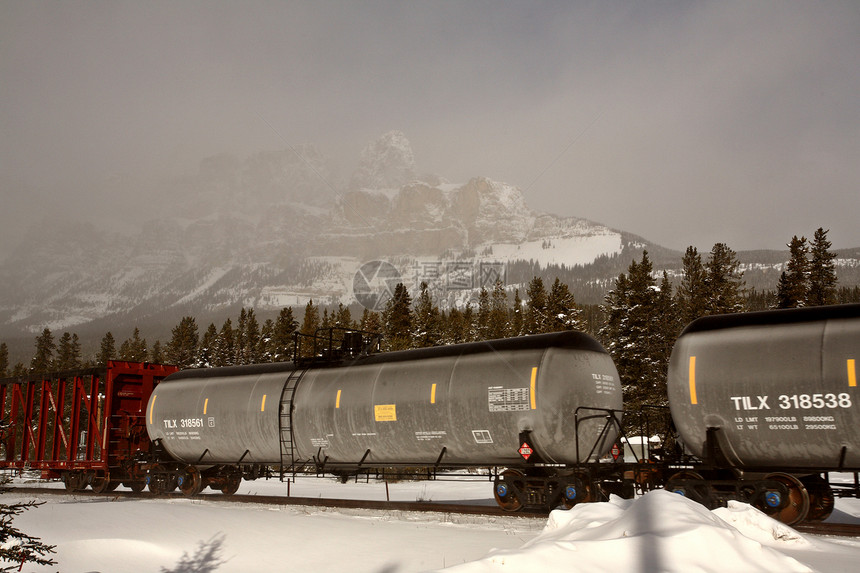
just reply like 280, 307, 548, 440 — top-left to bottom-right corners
494, 469, 525, 512
758, 473, 810, 525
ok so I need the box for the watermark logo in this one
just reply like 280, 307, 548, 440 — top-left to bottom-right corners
354, 259, 508, 311
353, 260, 402, 311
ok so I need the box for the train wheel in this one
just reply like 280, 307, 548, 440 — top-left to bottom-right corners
90, 471, 111, 494
666, 470, 704, 498
494, 469, 524, 512
762, 473, 809, 525
63, 472, 86, 492
801, 475, 835, 522
220, 472, 242, 496
126, 480, 147, 493
563, 471, 594, 509
147, 465, 167, 495
178, 466, 203, 497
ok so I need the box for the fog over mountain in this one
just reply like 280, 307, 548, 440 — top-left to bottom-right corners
0, 132, 640, 338
1, 131, 858, 352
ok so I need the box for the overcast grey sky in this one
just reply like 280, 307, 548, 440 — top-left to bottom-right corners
2, 1, 858, 255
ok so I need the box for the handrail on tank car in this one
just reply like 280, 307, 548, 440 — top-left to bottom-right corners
631, 404, 674, 463
573, 406, 624, 464
292, 327, 382, 366
573, 404, 672, 465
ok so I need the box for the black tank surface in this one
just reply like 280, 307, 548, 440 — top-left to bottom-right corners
146, 362, 295, 465
668, 304, 860, 471
146, 332, 622, 470
292, 332, 622, 468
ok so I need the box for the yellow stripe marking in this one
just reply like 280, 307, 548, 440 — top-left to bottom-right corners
336, 389, 342, 409
261, 394, 267, 412
431, 383, 437, 404
689, 356, 698, 405
849, 359, 857, 387
204, 398, 209, 415
530, 367, 538, 410
149, 394, 156, 424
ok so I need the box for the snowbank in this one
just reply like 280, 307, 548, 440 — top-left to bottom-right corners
5, 479, 860, 572
433, 490, 859, 573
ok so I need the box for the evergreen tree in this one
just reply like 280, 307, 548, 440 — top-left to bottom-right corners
509, 289, 524, 337
333, 303, 354, 330
0, 343, 8, 377
599, 252, 672, 426
259, 319, 274, 363
151, 340, 164, 364
235, 308, 248, 365
675, 246, 708, 326
0, 477, 57, 569
271, 308, 298, 362
382, 283, 413, 351
56, 332, 82, 370
438, 308, 457, 344
243, 309, 262, 364
487, 280, 510, 339
166, 317, 199, 369
359, 308, 382, 335
653, 271, 679, 383
97, 332, 116, 366
475, 287, 491, 340
523, 277, 548, 334
461, 303, 476, 342
546, 277, 583, 332
30, 328, 55, 373
413, 282, 441, 348
704, 243, 745, 315
775, 236, 809, 309
838, 286, 860, 304
119, 328, 148, 362
197, 323, 219, 368
806, 227, 838, 306
212, 319, 235, 367
299, 300, 321, 357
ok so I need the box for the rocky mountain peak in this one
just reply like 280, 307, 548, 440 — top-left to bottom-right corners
350, 131, 416, 190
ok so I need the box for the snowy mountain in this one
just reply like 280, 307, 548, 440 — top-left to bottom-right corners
0, 131, 642, 338
3, 130, 855, 343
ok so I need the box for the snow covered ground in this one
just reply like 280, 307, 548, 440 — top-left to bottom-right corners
5, 473, 860, 572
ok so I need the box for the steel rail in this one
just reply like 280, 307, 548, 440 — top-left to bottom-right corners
9, 487, 860, 536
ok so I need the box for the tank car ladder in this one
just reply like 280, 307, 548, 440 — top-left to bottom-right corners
278, 368, 307, 482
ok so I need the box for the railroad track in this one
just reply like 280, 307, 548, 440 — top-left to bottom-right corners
9, 487, 860, 536
7, 486, 548, 519
794, 522, 860, 538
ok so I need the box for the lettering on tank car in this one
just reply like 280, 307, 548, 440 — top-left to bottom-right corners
415, 431, 446, 441
778, 393, 852, 410
488, 386, 530, 412
591, 373, 616, 394
311, 436, 331, 448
